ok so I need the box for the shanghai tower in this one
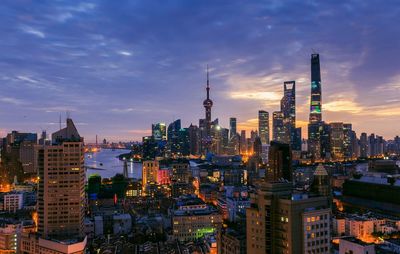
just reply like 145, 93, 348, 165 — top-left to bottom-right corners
308, 53, 322, 160
309, 54, 322, 123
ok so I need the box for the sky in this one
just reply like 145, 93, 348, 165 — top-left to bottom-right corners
0, 0, 399, 142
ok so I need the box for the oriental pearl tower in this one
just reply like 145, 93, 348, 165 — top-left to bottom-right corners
203, 65, 213, 153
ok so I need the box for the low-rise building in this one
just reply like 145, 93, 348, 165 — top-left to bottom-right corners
339, 237, 375, 254
3, 193, 23, 212
172, 195, 222, 242
0, 223, 20, 253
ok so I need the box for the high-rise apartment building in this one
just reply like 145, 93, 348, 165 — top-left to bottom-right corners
258, 111, 269, 145
142, 160, 159, 193
267, 141, 292, 182
246, 182, 331, 254
21, 118, 86, 253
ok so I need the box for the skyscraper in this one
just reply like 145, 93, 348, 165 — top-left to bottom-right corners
267, 141, 292, 182
40, 118, 85, 239
240, 130, 247, 154
272, 111, 285, 142
202, 66, 213, 154
330, 122, 344, 160
229, 117, 237, 140
308, 53, 323, 160
21, 118, 87, 253
359, 133, 368, 158
188, 124, 199, 155
343, 123, 354, 159
246, 182, 331, 254
309, 54, 322, 123
151, 122, 166, 141
258, 110, 269, 145
168, 119, 181, 155
281, 81, 296, 146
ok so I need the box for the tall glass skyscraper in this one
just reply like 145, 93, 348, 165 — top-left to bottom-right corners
272, 111, 285, 142
229, 117, 237, 140
309, 54, 322, 123
152, 122, 166, 141
258, 110, 269, 145
281, 81, 296, 146
308, 54, 323, 160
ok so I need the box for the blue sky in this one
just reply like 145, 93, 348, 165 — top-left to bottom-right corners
0, 0, 399, 142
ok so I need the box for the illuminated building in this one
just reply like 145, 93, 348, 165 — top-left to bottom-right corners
229, 117, 237, 140
157, 166, 171, 185
308, 53, 323, 160
201, 66, 213, 154
320, 122, 331, 160
310, 164, 331, 197
258, 111, 269, 145
330, 122, 344, 160
172, 195, 222, 242
171, 182, 194, 198
142, 135, 165, 159
218, 228, 246, 254
308, 122, 322, 160
167, 119, 181, 155
188, 124, 199, 155
21, 118, 86, 253
293, 127, 302, 151
272, 111, 285, 143
141, 160, 159, 193
246, 182, 331, 254
339, 237, 376, 254
343, 123, 355, 159
0, 223, 19, 253
267, 141, 292, 182
309, 54, 322, 123
359, 133, 368, 158
281, 81, 296, 146
2, 131, 37, 176
171, 162, 191, 183
240, 130, 247, 154
151, 122, 166, 141
3, 192, 23, 212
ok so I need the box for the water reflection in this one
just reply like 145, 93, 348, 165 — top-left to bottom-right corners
85, 149, 142, 179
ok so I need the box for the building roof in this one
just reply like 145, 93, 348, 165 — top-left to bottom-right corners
314, 164, 328, 176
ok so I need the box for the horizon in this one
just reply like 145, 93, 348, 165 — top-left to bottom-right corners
1, 1, 399, 142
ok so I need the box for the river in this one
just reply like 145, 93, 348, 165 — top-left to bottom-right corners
84, 149, 142, 180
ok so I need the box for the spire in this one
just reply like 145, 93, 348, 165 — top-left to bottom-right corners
206, 64, 210, 99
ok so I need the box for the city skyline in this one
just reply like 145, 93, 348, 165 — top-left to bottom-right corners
1, 1, 400, 142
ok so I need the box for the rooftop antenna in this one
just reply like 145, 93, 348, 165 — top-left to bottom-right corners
59, 113, 62, 130
206, 64, 210, 99
311, 48, 317, 54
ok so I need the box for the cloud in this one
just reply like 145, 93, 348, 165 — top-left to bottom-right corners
110, 108, 144, 113
126, 129, 151, 135
117, 51, 132, 56
1, 1, 399, 140
0, 97, 25, 106
20, 26, 45, 38
324, 100, 363, 114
